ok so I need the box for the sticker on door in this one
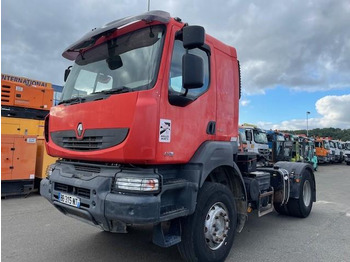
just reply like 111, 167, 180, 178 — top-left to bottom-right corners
159, 119, 171, 143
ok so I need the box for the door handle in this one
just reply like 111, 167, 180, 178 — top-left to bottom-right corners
206, 121, 216, 135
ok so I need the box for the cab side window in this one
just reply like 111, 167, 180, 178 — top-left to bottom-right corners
168, 40, 210, 106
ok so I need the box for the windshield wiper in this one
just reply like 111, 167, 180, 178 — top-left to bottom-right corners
58, 97, 86, 105
91, 86, 133, 95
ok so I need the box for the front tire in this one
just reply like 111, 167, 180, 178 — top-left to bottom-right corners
177, 182, 237, 262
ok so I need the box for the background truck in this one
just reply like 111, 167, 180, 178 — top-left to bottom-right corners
40, 11, 316, 262
337, 141, 345, 163
330, 140, 341, 163
315, 138, 330, 164
240, 124, 270, 164
266, 130, 293, 163
344, 141, 350, 165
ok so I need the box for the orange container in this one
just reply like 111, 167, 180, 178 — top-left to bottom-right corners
1, 134, 37, 181
1, 74, 53, 111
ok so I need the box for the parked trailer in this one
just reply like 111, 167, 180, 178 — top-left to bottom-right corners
40, 11, 316, 262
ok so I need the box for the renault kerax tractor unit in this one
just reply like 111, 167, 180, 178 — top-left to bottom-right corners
41, 11, 316, 262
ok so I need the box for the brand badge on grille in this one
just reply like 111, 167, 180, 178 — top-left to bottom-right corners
77, 123, 83, 137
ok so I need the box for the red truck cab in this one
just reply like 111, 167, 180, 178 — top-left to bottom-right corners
46, 11, 239, 164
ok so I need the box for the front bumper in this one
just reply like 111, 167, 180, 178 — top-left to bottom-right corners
317, 156, 329, 163
345, 155, 350, 163
40, 161, 197, 231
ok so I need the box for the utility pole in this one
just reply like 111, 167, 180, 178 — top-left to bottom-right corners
148, 0, 150, 11
306, 111, 310, 137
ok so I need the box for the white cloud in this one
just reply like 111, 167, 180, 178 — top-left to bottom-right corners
240, 99, 251, 106
316, 94, 350, 127
256, 121, 273, 130
264, 94, 350, 130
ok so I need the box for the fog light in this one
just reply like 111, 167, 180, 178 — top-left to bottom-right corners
115, 177, 159, 192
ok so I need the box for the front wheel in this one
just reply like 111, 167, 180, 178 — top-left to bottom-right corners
177, 182, 237, 262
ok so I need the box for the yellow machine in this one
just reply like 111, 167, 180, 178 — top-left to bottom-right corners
1, 74, 58, 195
1, 117, 44, 136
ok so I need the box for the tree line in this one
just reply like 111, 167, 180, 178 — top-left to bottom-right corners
281, 128, 350, 141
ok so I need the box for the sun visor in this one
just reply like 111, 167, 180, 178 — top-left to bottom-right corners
62, 10, 170, 60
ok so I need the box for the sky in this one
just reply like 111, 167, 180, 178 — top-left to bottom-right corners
2, 0, 350, 130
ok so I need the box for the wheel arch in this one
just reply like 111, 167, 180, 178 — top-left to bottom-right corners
189, 141, 247, 232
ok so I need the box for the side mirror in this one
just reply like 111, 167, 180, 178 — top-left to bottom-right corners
182, 53, 204, 89
64, 66, 72, 82
183, 26, 205, 49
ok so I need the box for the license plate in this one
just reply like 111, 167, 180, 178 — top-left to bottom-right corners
58, 192, 80, 208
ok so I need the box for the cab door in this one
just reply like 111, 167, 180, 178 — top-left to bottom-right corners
157, 25, 216, 163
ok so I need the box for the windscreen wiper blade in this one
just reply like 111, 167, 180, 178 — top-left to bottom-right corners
58, 97, 86, 105
91, 86, 133, 95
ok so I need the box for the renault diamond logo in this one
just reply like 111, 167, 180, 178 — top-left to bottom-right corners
77, 123, 83, 137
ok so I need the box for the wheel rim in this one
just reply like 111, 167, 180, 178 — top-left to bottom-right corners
204, 202, 230, 250
303, 180, 312, 207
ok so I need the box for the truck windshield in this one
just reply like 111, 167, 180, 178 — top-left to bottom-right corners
253, 130, 268, 144
61, 25, 165, 101
276, 134, 285, 142
324, 141, 330, 149
345, 143, 350, 150
329, 141, 336, 148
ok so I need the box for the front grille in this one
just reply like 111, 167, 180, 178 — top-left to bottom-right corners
55, 182, 68, 192
258, 148, 270, 155
74, 164, 101, 173
51, 128, 129, 151
63, 136, 103, 151
54, 182, 91, 199
76, 187, 90, 198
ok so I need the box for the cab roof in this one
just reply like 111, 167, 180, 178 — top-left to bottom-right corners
62, 10, 170, 60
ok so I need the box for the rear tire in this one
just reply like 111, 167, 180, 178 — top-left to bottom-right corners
273, 203, 289, 215
177, 182, 237, 262
287, 170, 314, 218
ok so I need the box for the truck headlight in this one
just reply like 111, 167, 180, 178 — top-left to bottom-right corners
45, 165, 54, 178
115, 177, 160, 193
